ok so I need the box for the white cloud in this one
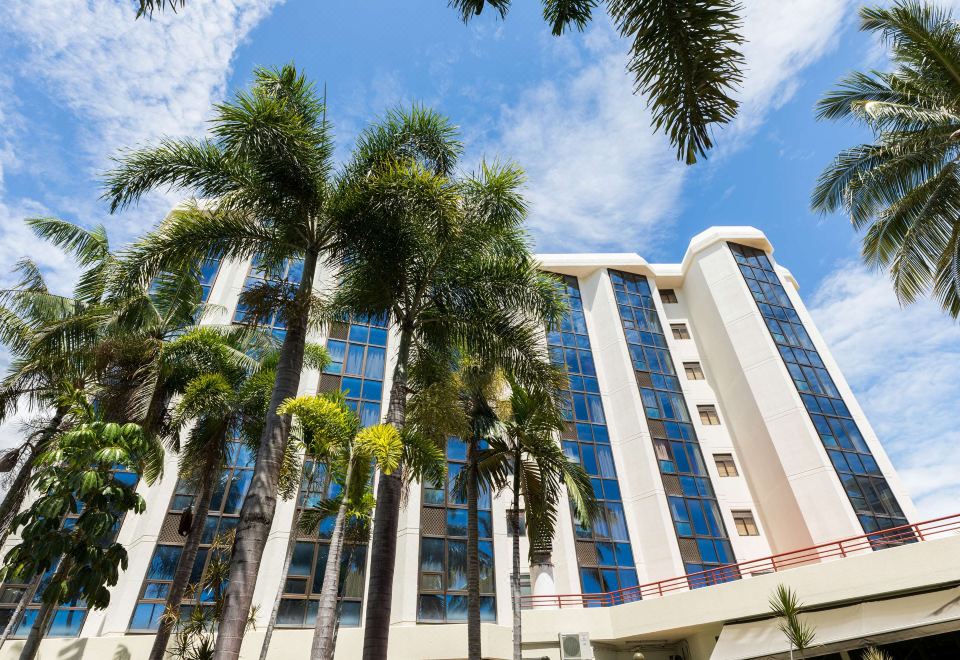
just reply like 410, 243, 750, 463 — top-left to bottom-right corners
809, 263, 960, 519
492, 27, 687, 253
490, 1, 857, 252
0, 0, 280, 445
1, 0, 280, 170
730, 0, 855, 139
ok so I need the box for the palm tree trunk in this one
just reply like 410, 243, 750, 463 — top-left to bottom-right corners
510, 452, 522, 660
19, 556, 73, 660
311, 458, 353, 660
329, 545, 356, 655
361, 327, 412, 660
149, 454, 218, 660
0, 407, 67, 551
0, 451, 37, 559
466, 435, 481, 660
214, 249, 319, 660
259, 467, 332, 660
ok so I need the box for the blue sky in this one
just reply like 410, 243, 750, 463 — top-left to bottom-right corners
0, 1, 958, 519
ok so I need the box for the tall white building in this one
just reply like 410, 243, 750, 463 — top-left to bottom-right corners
3, 226, 959, 660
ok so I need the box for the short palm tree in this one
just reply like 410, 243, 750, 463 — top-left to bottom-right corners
136, 0, 744, 164
768, 584, 816, 660
146, 331, 321, 660
280, 393, 444, 660
813, 1, 960, 318
329, 108, 565, 659
479, 381, 596, 660
0, 388, 163, 660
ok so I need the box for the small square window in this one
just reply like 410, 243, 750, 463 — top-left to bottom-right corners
714, 453, 738, 477
684, 362, 705, 380
660, 289, 678, 304
671, 324, 691, 340
698, 405, 720, 425
733, 510, 759, 536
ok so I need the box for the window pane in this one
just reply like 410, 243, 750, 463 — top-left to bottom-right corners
290, 542, 314, 576
418, 595, 445, 621
277, 599, 305, 626
447, 541, 467, 590
364, 347, 386, 379
147, 546, 182, 580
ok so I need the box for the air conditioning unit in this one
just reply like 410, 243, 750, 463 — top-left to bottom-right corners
559, 632, 593, 660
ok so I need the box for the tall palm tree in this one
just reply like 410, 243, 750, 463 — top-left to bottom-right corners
135, 0, 744, 164
103, 64, 339, 658
408, 356, 501, 660
479, 382, 596, 660
330, 109, 565, 659
0, 216, 212, 648
813, 1, 960, 318
0, 218, 117, 550
103, 70, 457, 658
279, 393, 443, 660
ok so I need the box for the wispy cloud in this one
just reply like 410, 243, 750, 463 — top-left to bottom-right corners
0, 0, 282, 256
490, 1, 857, 252
0, 0, 281, 448
809, 263, 960, 519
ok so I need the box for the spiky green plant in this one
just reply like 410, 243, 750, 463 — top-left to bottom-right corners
813, 1, 960, 318
279, 393, 444, 660
768, 584, 817, 659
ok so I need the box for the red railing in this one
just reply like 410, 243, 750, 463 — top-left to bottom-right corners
520, 513, 960, 609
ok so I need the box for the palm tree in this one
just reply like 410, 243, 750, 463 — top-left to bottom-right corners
329, 108, 565, 660
813, 1, 960, 318
479, 382, 596, 660
146, 330, 321, 660
280, 393, 443, 660
0, 216, 207, 648
768, 584, 816, 660
135, 0, 744, 164
105, 74, 471, 659
408, 356, 501, 660
861, 647, 892, 660
103, 64, 339, 658
0, 218, 117, 550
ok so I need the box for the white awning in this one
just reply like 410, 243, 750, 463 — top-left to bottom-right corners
711, 585, 960, 659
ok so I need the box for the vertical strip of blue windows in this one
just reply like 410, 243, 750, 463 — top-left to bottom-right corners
728, 243, 908, 534
274, 314, 390, 627
129, 440, 255, 632
416, 437, 496, 623
608, 270, 737, 587
545, 274, 639, 601
198, 256, 221, 303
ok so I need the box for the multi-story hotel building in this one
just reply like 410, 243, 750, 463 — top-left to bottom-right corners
2, 227, 959, 659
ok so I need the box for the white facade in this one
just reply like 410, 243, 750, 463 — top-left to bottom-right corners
3, 226, 953, 660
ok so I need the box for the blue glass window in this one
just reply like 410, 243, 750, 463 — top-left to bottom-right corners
728, 243, 908, 534
609, 269, 736, 580
418, 437, 497, 622
546, 274, 638, 596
